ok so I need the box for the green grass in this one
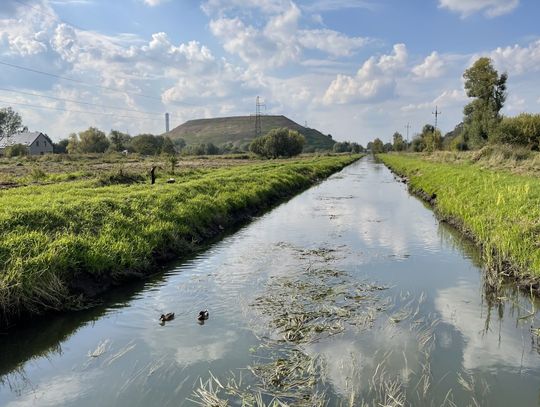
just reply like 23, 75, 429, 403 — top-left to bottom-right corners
379, 153, 540, 283
0, 155, 359, 327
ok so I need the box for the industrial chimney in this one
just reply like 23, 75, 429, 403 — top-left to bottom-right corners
165, 113, 170, 133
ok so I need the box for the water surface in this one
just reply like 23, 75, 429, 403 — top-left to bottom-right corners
1, 157, 539, 406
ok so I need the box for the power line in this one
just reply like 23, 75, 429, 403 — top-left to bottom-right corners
12, 0, 86, 31
0, 97, 163, 122
11, 0, 166, 84
0, 60, 199, 108
4, 2, 201, 110
0, 87, 163, 117
0, 60, 163, 101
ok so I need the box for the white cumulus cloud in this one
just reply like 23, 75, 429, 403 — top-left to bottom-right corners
488, 39, 540, 75
412, 51, 445, 79
208, 2, 369, 69
298, 29, 369, 57
323, 43, 407, 104
143, 0, 169, 7
439, 0, 519, 18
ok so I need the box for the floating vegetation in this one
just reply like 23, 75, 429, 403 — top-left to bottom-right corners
192, 245, 391, 406
252, 267, 388, 344
88, 339, 111, 358
191, 242, 500, 406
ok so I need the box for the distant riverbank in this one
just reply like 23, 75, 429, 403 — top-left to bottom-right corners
379, 152, 540, 293
0, 155, 361, 329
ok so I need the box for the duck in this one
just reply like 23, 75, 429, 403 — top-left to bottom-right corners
159, 312, 175, 322
197, 310, 209, 321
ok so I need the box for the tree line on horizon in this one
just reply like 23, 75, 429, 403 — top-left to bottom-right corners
0, 115, 252, 157
0, 107, 366, 158
368, 57, 540, 154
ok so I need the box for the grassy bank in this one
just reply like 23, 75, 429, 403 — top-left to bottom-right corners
379, 153, 540, 289
0, 155, 360, 328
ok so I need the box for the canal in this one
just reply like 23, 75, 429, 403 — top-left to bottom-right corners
1, 156, 539, 406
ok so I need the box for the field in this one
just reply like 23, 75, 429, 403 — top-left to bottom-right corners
379, 152, 540, 289
0, 153, 360, 328
0, 153, 257, 188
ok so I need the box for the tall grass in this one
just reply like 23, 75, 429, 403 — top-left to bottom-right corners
0, 156, 360, 327
379, 153, 540, 284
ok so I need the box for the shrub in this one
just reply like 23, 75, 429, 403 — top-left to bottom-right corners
250, 128, 305, 158
182, 143, 220, 156
4, 143, 28, 157
423, 129, 442, 153
496, 114, 540, 150
30, 167, 46, 181
96, 169, 145, 186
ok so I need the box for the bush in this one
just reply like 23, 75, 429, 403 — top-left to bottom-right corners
96, 169, 145, 186
250, 128, 305, 158
182, 142, 220, 156
472, 145, 532, 162
496, 114, 540, 150
423, 129, 442, 153
29, 167, 46, 181
449, 134, 468, 151
4, 143, 28, 157
130, 134, 162, 155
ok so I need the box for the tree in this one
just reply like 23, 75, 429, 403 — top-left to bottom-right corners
78, 127, 109, 153
411, 124, 442, 153
333, 141, 351, 153
250, 128, 305, 158
130, 134, 162, 155
371, 138, 384, 154
350, 142, 363, 153
182, 144, 205, 156
443, 123, 467, 151
160, 136, 176, 155
410, 136, 425, 152
462, 57, 507, 148
67, 133, 80, 154
392, 132, 406, 151
206, 142, 220, 155
422, 124, 435, 135
108, 130, 131, 152
423, 129, 442, 152
173, 138, 186, 151
0, 107, 26, 138
53, 139, 69, 154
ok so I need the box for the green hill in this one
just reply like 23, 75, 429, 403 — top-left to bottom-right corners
164, 115, 335, 151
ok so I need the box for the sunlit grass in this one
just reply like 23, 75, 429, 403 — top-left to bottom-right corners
379, 153, 540, 280
0, 155, 360, 326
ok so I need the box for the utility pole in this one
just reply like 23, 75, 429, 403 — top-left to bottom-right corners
255, 96, 266, 138
432, 106, 441, 130
405, 122, 411, 150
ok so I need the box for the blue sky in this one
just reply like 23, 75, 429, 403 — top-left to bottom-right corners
0, 0, 539, 144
